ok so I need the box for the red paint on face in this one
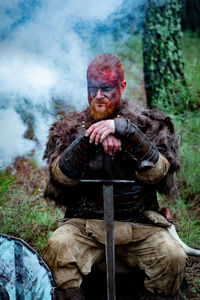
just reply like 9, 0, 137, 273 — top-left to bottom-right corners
88, 67, 118, 85
87, 69, 122, 120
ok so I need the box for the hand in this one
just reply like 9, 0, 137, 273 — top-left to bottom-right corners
102, 135, 121, 155
85, 120, 115, 145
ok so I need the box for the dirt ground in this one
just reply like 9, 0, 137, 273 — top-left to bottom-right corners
11, 158, 200, 299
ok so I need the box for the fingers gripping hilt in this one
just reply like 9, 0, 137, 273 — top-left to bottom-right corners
59, 132, 93, 180
114, 118, 159, 171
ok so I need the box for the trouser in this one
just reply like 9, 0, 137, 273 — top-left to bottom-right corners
43, 219, 187, 296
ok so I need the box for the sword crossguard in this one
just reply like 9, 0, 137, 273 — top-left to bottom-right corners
80, 179, 134, 184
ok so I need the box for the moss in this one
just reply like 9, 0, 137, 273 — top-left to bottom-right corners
143, 0, 185, 107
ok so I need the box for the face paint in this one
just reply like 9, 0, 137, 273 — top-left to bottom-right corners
87, 69, 122, 120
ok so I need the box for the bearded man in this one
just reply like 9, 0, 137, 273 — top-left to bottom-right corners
43, 53, 186, 300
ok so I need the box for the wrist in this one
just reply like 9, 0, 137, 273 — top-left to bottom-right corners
114, 118, 130, 137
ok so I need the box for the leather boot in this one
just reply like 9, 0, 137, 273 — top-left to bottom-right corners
55, 287, 85, 300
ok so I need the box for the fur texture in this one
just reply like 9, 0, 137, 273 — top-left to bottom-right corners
43, 99, 180, 206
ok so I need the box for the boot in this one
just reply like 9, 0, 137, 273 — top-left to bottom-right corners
55, 287, 85, 300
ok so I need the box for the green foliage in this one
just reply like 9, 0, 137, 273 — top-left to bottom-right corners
152, 77, 199, 115
154, 76, 200, 203
116, 35, 144, 101
175, 205, 200, 248
152, 32, 200, 114
0, 168, 14, 206
175, 114, 200, 199
150, 32, 200, 250
116, 35, 143, 70
151, 32, 200, 202
182, 31, 200, 65
0, 177, 61, 255
159, 196, 200, 248
143, 0, 185, 107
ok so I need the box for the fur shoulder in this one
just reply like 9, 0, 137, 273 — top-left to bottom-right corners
118, 99, 181, 197
43, 108, 90, 164
118, 100, 178, 159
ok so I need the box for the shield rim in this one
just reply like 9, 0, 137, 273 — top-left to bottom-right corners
0, 233, 56, 299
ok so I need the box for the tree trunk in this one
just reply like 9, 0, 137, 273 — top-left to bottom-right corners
143, 0, 185, 108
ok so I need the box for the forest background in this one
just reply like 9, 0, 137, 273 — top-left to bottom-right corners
0, 0, 199, 298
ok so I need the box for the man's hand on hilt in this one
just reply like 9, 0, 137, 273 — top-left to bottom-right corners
85, 120, 121, 155
85, 120, 115, 144
102, 135, 121, 155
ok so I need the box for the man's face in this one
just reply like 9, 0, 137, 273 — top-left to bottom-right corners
87, 68, 126, 120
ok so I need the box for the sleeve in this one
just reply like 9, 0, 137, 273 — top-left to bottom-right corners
51, 156, 81, 186
44, 119, 94, 186
135, 153, 170, 184
114, 117, 159, 171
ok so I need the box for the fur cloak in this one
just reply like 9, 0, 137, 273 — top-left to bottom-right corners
43, 99, 180, 207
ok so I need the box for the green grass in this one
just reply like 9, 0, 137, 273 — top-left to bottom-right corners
155, 31, 200, 249
182, 31, 200, 66
175, 115, 200, 199
171, 112, 200, 248
155, 31, 200, 203
0, 168, 14, 206
0, 169, 61, 255
158, 195, 200, 248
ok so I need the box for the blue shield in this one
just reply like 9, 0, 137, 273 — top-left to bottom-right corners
0, 234, 56, 299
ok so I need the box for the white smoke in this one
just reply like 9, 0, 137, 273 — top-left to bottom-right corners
0, 0, 140, 167
0, 108, 35, 168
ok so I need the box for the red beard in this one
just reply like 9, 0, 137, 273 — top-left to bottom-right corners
89, 98, 120, 120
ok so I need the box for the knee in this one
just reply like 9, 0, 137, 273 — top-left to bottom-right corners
47, 228, 76, 252
43, 234, 78, 272
159, 231, 187, 269
43, 227, 77, 263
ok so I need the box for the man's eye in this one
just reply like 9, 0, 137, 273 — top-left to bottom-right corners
101, 86, 113, 92
88, 87, 97, 92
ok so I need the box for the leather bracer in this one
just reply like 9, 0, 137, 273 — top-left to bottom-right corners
114, 118, 159, 171
59, 132, 92, 180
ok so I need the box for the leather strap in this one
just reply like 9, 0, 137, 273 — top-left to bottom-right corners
114, 118, 159, 171
59, 132, 93, 179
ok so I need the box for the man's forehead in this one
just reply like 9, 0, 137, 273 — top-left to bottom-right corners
87, 68, 118, 85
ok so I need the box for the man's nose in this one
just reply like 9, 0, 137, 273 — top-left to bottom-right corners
95, 88, 104, 99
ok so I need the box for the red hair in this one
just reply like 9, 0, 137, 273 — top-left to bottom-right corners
87, 53, 124, 83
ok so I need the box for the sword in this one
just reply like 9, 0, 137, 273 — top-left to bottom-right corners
80, 179, 134, 300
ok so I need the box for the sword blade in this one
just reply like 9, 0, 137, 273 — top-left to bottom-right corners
103, 184, 116, 300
